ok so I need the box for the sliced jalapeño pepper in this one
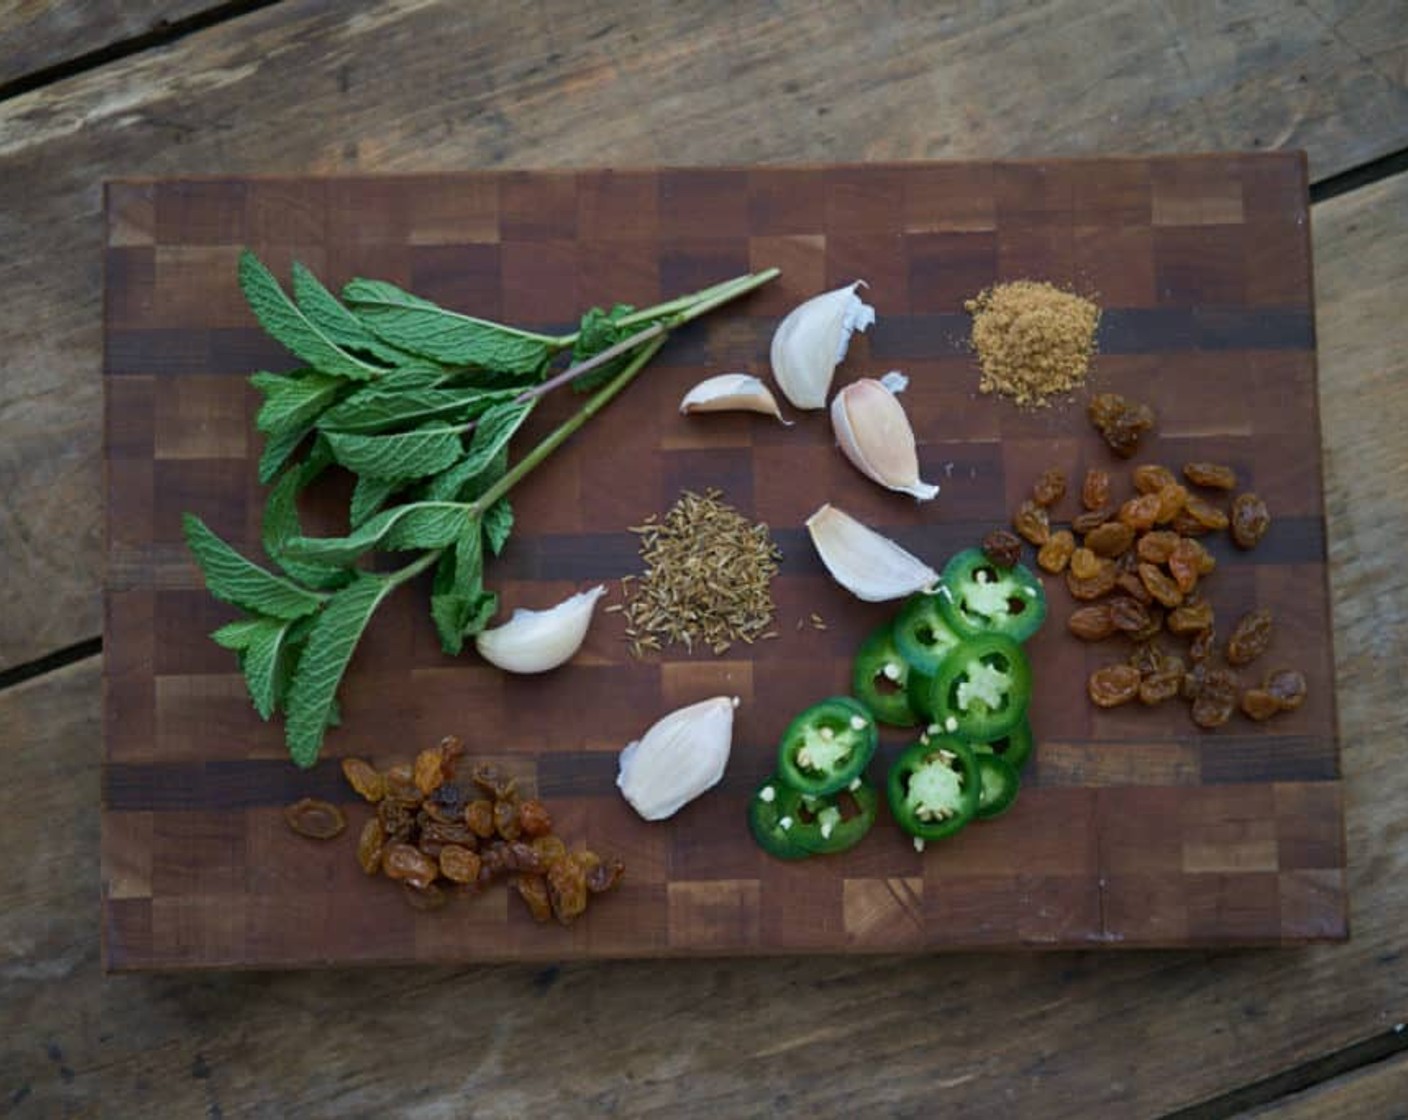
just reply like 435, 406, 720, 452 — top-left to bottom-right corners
777, 696, 878, 796
921, 632, 1031, 741
792, 781, 878, 854
937, 547, 1048, 643
852, 624, 920, 727
748, 776, 811, 861
887, 736, 980, 842
971, 717, 1034, 772
974, 751, 1020, 819
893, 593, 966, 676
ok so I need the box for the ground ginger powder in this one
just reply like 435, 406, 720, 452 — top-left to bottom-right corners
965, 281, 1101, 407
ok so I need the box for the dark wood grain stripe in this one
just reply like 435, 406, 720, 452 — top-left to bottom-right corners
1198, 736, 1340, 783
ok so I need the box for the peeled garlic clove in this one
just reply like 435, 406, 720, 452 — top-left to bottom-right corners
617, 696, 738, 821
474, 585, 606, 674
680, 373, 791, 424
830, 376, 939, 500
770, 282, 875, 410
805, 503, 939, 602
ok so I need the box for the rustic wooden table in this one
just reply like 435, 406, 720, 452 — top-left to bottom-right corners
2, 3, 1406, 1116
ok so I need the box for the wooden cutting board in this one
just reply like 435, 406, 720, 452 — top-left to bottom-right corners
101, 155, 1345, 969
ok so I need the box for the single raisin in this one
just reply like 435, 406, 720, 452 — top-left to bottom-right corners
470, 762, 516, 801
377, 799, 415, 844
1073, 507, 1112, 534
1128, 604, 1166, 643
1138, 562, 1184, 608
1167, 538, 1205, 595
493, 798, 522, 841
1171, 511, 1212, 537
547, 853, 591, 926
383, 764, 421, 804
1154, 484, 1189, 524
1190, 668, 1240, 729
1189, 627, 1217, 664
1184, 496, 1230, 532
1033, 468, 1067, 508
1013, 500, 1051, 546
518, 798, 554, 839
1084, 521, 1136, 558
1128, 642, 1169, 678
382, 843, 439, 890
1038, 529, 1077, 574
439, 844, 483, 884
1133, 464, 1178, 494
1168, 597, 1215, 635
1137, 530, 1180, 564
1183, 462, 1238, 490
1192, 693, 1236, 729
582, 852, 625, 894
413, 744, 448, 796
1115, 570, 1154, 605
420, 818, 478, 851
1139, 666, 1185, 705
1188, 537, 1217, 575
463, 798, 496, 838
1067, 563, 1118, 601
1108, 596, 1152, 634
341, 758, 385, 803
356, 818, 386, 875
1068, 604, 1117, 641
1089, 393, 1156, 458
982, 528, 1024, 569
284, 798, 346, 840
1118, 493, 1162, 531
1070, 547, 1103, 580
1240, 689, 1282, 721
1230, 493, 1271, 550
1081, 468, 1111, 511
531, 834, 569, 869
1265, 668, 1308, 711
1088, 664, 1142, 708
1226, 607, 1273, 667
515, 873, 554, 923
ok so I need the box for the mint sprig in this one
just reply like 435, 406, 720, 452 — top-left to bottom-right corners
185, 255, 778, 767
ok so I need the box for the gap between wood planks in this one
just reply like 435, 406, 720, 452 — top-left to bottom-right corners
1160, 1024, 1408, 1119
0, 0, 285, 103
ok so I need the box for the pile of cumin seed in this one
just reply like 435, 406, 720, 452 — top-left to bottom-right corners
616, 488, 782, 657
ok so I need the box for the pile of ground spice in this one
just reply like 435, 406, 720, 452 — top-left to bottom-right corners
965, 280, 1101, 407
619, 488, 781, 657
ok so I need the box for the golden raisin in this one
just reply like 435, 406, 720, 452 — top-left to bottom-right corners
356, 818, 386, 875
515, 873, 553, 923
1067, 563, 1118, 601
547, 853, 590, 926
1013, 499, 1051, 546
1168, 597, 1215, 635
1108, 596, 1152, 634
1118, 493, 1162, 531
1115, 570, 1153, 605
341, 758, 385, 803
1088, 664, 1141, 708
1138, 562, 1183, 608
1084, 521, 1135, 558
1088, 393, 1156, 458
1226, 608, 1273, 667
1184, 496, 1230, 532
531, 834, 569, 869
518, 798, 554, 839
1167, 538, 1204, 594
1265, 668, 1308, 711
464, 799, 495, 838
414, 744, 448, 796
382, 843, 438, 890
1033, 468, 1067, 508
1082, 468, 1111, 511
1133, 464, 1178, 494
982, 528, 1024, 569
439, 844, 482, 884
1037, 529, 1076, 574
1136, 530, 1181, 564
1230, 493, 1271, 550
1183, 462, 1238, 490
1154, 483, 1189, 524
1073, 507, 1112, 534
1189, 627, 1217, 664
284, 798, 347, 840
1070, 547, 1103, 580
1068, 604, 1117, 641
383, 764, 420, 803
1240, 689, 1281, 721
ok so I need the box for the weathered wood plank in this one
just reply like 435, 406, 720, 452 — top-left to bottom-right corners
0, 1, 222, 90
1243, 1049, 1408, 1120
1, 0, 1406, 667
3, 168, 1407, 1120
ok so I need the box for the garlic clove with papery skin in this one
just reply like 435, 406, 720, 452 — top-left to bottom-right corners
679, 373, 791, 424
830, 374, 939, 500
769, 282, 876, 410
473, 585, 606, 674
617, 696, 738, 821
805, 503, 940, 602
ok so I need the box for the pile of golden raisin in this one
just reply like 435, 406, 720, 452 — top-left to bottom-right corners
287, 737, 623, 923
998, 456, 1305, 729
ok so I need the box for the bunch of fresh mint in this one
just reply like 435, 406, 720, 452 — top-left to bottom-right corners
183, 252, 776, 768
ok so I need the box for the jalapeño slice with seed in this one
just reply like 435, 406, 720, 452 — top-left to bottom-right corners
937, 547, 1048, 643
852, 624, 921, 727
777, 696, 878, 796
887, 736, 981, 842
922, 633, 1031, 741
748, 776, 812, 860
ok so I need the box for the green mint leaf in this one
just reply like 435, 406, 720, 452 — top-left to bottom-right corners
324, 425, 464, 480
423, 445, 507, 503
342, 277, 553, 377
291, 262, 414, 366
285, 573, 398, 767
238, 252, 384, 381
349, 475, 402, 528
262, 443, 355, 590
257, 423, 313, 484
430, 520, 492, 655
250, 370, 346, 435
318, 387, 511, 435
571, 304, 647, 392
376, 364, 451, 391
238, 616, 302, 720
281, 501, 473, 566
183, 514, 325, 620
210, 617, 271, 651
483, 496, 513, 556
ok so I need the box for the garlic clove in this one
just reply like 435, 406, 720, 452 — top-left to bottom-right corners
805, 503, 939, 602
616, 696, 738, 821
474, 585, 606, 674
830, 376, 939, 500
769, 282, 875, 410
680, 373, 791, 424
